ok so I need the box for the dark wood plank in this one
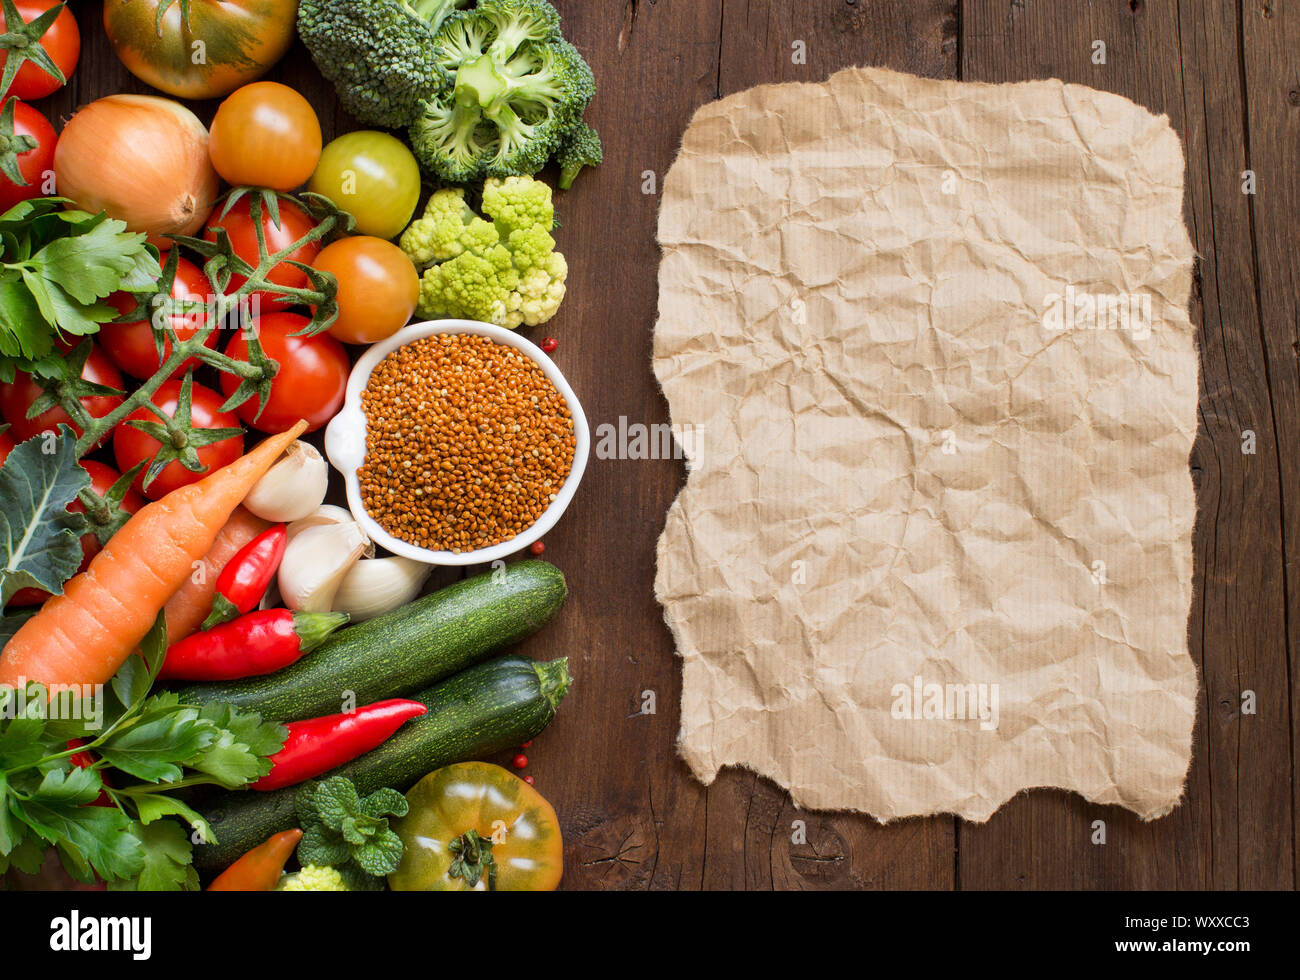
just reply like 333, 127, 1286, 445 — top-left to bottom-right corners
1239, 0, 1300, 892
960, 0, 1295, 889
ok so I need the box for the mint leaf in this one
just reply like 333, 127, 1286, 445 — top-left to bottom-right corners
298, 822, 350, 868
360, 786, 408, 820
353, 830, 404, 877
0, 426, 90, 607
313, 776, 362, 828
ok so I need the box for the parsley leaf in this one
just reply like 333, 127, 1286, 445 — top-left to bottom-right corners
0, 199, 160, 379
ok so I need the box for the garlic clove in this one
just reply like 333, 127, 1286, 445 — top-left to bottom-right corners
278, 520, 369, 612
243, 441, 330, 523
286, 504, 359, 544
332, 557, 432, 622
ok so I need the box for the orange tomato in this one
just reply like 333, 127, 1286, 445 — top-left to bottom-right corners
314, 237, 420, 345
388, 763, 563, 892
209, 82, 322, 191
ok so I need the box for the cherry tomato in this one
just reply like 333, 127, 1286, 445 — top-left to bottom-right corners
100, 254, 218, 379
209, 82, 322, 192
203, 197, 320, 313
7, 460, 144, 606
113, 379, 244, 500
0, 1, 80, 101
308, 131, 420, 240
0, 98, 56, 214
313, 236, 419, 345
0, 345, 124, 445
220, 313, 348, 434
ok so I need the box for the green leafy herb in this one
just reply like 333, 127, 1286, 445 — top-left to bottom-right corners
296, 776, 408, 891
0, 425, 89, 608
0, 197, 161, 380
0, 612, 286, 889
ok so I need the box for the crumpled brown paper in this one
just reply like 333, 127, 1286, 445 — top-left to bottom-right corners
653, 66, 1198, 822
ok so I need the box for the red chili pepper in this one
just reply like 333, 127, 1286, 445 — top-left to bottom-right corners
67, 739, 112, 807
201, 523, 287, 629
253, 699, 428, 792
158, 608, 349, 682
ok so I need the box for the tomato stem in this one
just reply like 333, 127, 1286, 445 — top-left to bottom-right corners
446, 830, 499, 890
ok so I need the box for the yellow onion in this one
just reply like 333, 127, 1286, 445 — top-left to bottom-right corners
54, 95, 219, 241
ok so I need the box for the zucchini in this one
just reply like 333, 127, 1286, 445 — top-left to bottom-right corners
193, 655, 572, 873
177, 559, 566, 723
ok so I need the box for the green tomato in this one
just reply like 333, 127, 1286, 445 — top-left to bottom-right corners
309, 131, 421, 241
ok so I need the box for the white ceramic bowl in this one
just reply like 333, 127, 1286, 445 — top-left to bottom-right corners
324, 320, 589, 566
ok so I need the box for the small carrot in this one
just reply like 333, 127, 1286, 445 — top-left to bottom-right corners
207, 828, 303, 892
0, 421, 308, 692
163, 506, 270, 646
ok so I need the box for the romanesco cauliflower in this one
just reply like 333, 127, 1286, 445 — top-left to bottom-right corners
276, 865, 349, 891
400, 175, 566, 329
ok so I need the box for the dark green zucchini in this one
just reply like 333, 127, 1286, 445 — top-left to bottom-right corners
178, 559, 566, 723
193, 655, 572, 874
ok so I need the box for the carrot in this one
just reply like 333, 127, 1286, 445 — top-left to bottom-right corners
0, 421, 308, 692
163, 506, 270, 646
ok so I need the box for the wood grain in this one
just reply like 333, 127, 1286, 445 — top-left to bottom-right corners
41, 0, 1298, 889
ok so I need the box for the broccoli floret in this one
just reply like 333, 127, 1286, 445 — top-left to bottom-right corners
400, 176, 567, 328
410, 0, 596, 183
276, 865, 349, 891
297, 0, 471, 128
556, 121, 602, 190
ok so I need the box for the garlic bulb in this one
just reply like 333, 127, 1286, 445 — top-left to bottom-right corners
286, 504, 358, 544
243, 441, 329, 523
333, 557, 432, 622
278, 520, 368, 612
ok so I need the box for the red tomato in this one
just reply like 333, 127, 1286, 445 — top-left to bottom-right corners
7, 460, 144, 606
100, 254, 217, 379
0, 1, 80, 101
0, 345, 124, 445
0, 428, 15, 464
113, 379, 245, 500
0, 98, 56, 214
220, 313, 348, 433
203, 197, 320, 313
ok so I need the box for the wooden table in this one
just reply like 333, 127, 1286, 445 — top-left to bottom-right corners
55, 0, 1298, 889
